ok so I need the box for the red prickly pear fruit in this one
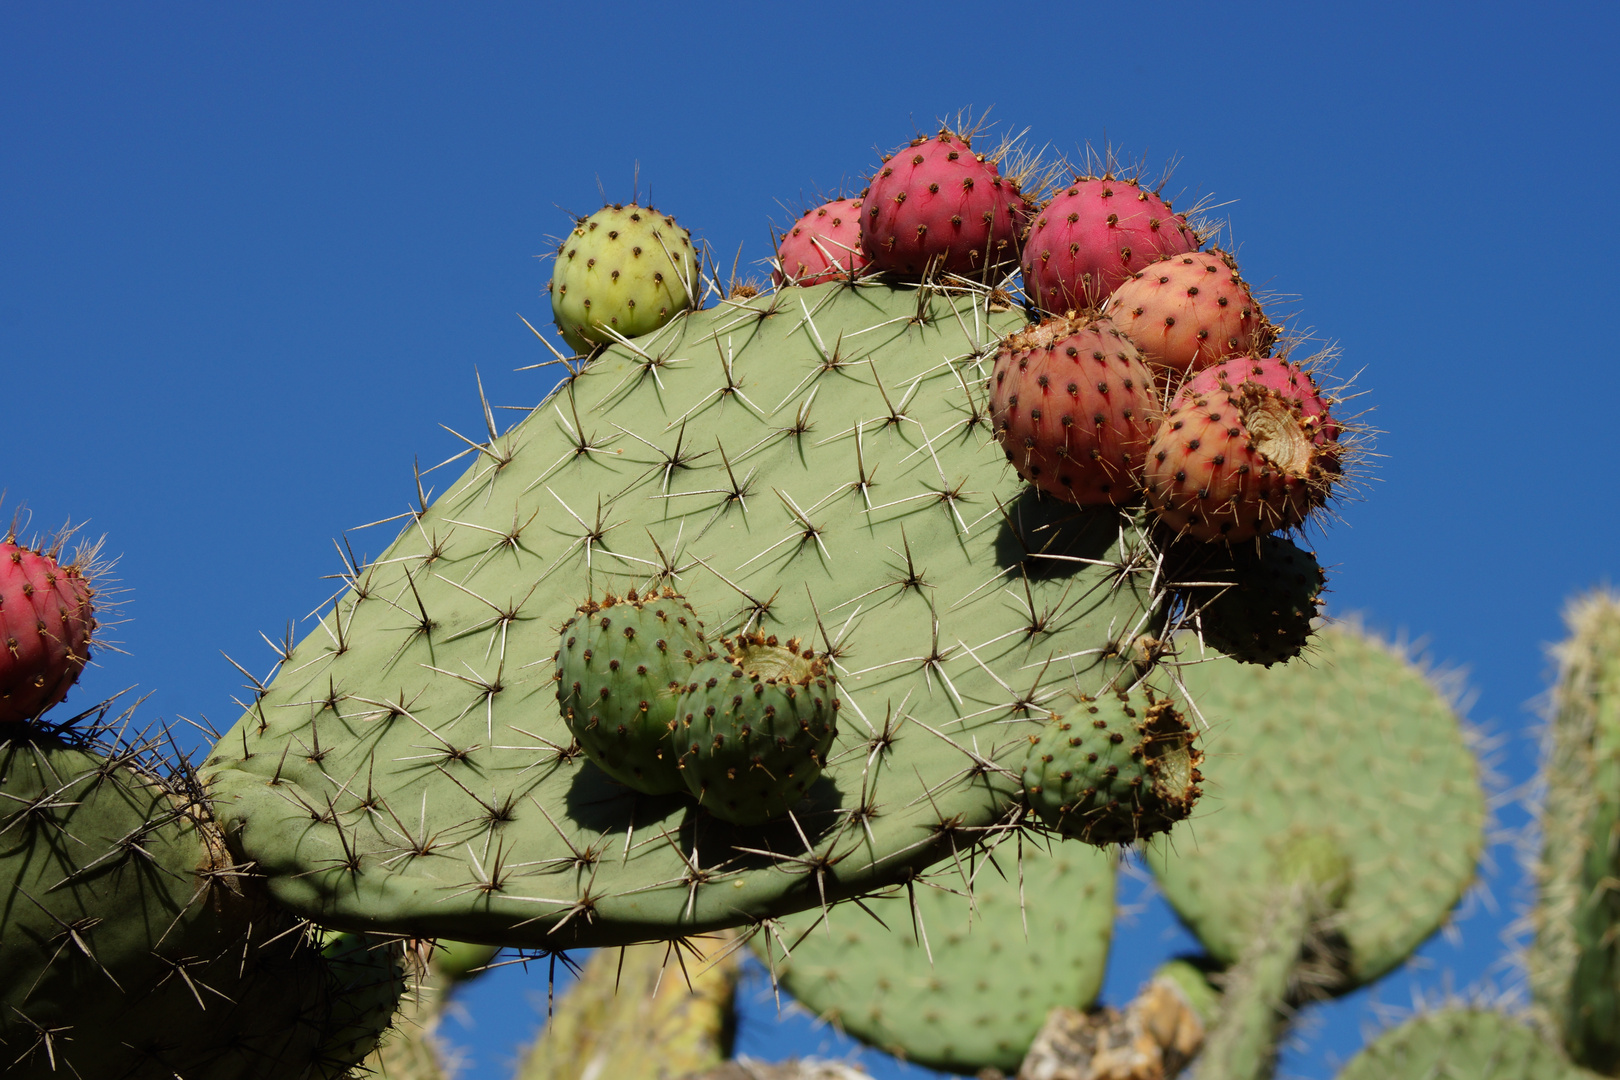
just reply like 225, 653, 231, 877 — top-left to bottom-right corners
0, 540, 97, 723
1144, 356, 1341, 542
1106, 250, 1276, 380
1179, 355, 1340, 443
989, 315, 1162, 505
773, 197, 871, 287
1022, 177, 1199, 314
863, 129, 1031, 279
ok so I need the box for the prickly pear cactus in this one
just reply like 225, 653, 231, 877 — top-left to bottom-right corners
0, 725, 400, 1079
549, 203, 699, 353
1529, 592, 1620, 1074
1145, 623, 1486, 988
515, 934, 738, 1080
760, 839, 1115, 1074
1335, 1008, 1594, 1080
1193, 837, 1351, 1080
201, 279, 1175, 948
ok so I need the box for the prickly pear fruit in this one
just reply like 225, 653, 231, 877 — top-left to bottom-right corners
675, 633, 838, 825
1193, 535, 1327, 666
1145, 356, 1341, 542
1106, 250, 1275, 379
1022, 177, 1199, 313
0, 538, 96, 724
988, 315, 1161, 505
863, 129, 1030, 278
557, 589, 711, 795
774, 198, 870, 287
549, 203, 698, 354
1021, 687, 1202, 845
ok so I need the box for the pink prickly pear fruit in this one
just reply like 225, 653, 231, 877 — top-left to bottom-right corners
1022, 177, 1199, 314
989, 315, 1161, 505
774, 198, 871, 287
1106, 250, 1276, 379
1179, 354, 1340, 443
1144, 356, 1341, 542
0, 540, 97, 723
863, 129, 1031, 279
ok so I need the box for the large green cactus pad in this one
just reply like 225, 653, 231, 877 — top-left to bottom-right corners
202, 281, 1170, 948
1335, 1009, 1594, 1080
760, 839, 1115, 1075
1, 726, 397, 1079
1144, 624, 1485, 987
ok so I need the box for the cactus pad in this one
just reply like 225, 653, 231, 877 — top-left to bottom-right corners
202, 280, 1174, 948
761, 839, 1115, 1074
1529, 592, 1620, 1072
1335, 1009, 1593, 1080
556, 589, 710, 795
1, 726, 399, 1079
1020, 686, 1202, 845
1143, 624, 1485, 988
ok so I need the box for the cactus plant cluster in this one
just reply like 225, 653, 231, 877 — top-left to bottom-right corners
12, 112, 1615, 1080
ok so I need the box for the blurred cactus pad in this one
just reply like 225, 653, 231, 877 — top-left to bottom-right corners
200, 280, 1180, 948
760, 839, 1115, 1074
1145, 623, 1487, 989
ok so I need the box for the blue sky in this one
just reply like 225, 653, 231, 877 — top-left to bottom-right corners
5, 3, 1618, 1077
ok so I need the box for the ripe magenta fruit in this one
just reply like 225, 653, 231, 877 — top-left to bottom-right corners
864, 129, 1030, 278
1144, 356, 1340, 542
1106, 250, 1275, 379
1, 539, 97, 723
1022, 177, 1199, 313
774, 197, 870, 287
989, 315, 1161, 505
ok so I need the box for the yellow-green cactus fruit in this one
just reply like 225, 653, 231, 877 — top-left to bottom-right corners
549, 203, 698, 354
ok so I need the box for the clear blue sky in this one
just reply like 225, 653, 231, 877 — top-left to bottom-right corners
5, 3, 1618, 1077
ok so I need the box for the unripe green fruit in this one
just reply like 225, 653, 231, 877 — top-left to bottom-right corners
1020, 687, 1202, 845
549, 203, 698, 354
675, 633, 838, 825
556, 589, 711, 795
1195, 534, 1326, 667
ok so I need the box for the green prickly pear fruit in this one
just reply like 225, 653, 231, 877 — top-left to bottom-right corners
548, 203, 699, 354
675, 633, 838, 825
1020, 687, 1202, 845
557, 588, 711, 795
1190, 534, 1326, 667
